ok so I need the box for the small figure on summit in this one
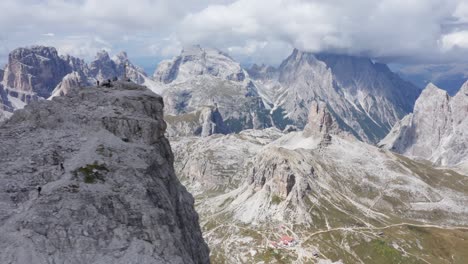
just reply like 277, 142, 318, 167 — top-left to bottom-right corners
102, 79, 112, 88
37, 186, 42, 196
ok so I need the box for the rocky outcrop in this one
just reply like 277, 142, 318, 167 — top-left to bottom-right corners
198, 106, 228, 137
2, 46, 72, 99
380, 82, 468, 167
0, 82, 209, 263
165, 106, 228, 138
49, 71, 86, 98
303, 101, 358, 145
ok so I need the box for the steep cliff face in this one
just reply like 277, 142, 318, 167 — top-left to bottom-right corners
61, 54, 88, 75
303, 100, 358, 143
380, 82, 468, 167
0, 83, 11, 121
49, 71, 87, 98
165, 106, 229, 138
0, 82, 209, 264
2, 46, 71, 99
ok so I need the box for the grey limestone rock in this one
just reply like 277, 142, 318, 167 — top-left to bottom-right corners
0, 82, 210, 264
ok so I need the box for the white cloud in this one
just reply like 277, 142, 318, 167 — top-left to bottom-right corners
40, 35, 113, 59
441, 31, 468, 50
178, 0, 468, 63
454, 2, 468, 22
0, 0, 467, 65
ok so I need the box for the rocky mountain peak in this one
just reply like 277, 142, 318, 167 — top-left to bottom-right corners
153, 45, 247, 84
380, 81, 468, 166
277, 49, 328, 85
88, 50, 119, 81
252, 48, 420, 143
95, 50, 111, 60
421, 82, 447, 96
61, 54, 87, 73
413, 83, 450, 115
0, 82, 210, 263
114, 51, 128, 60
2, 46, 71, 99
10, 45, 59, 59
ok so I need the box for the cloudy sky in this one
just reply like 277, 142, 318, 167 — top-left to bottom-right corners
1, 0, 468, 70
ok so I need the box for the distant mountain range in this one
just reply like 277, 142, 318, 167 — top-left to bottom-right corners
154, 46, 421, 143
1, 45, 421, 144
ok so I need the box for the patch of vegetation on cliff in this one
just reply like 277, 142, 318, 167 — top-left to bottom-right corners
73, 162, 109, 183
271, 194, 284, 205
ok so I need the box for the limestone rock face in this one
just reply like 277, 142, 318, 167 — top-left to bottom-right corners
165, 106, 228, 138
153, 45, 246, 84
0, 84, 11, 121
161, 75, 270, 135
49, 71, 86, 98
198, 106, 228, 137
2, 46, 71, 98
380, 82, 468, 167
87, 51, 121, 81
171, 128, 284, 193
0, 82, 12, 112
252, 49, 421, 143
0, 82, 209, 264
61, 54, 88, 74
173, 118, 468, 262
303, 100, 356, 144
47, 50, 162, 99
113, 52, 145, 84
153, 45, 271, 135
